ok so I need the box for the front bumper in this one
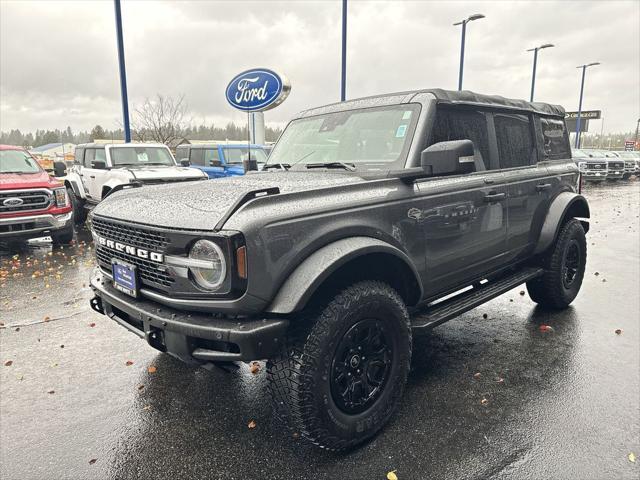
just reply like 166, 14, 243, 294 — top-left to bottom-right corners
582, 171, 607, 181
0, 211, 73, 239
90, 268, 288, 363
606, 171, 624, 179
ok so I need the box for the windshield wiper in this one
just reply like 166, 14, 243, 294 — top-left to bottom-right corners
263, 163, 291, 171
2, 171, 32, 174
306, 162, 356, 171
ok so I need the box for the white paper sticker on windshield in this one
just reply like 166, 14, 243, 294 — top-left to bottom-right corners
402, 111, 412, 120
137, 152, 149, 162
396, 125, 407, 138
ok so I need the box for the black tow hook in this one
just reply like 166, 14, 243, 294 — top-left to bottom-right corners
90, 296, 104, 315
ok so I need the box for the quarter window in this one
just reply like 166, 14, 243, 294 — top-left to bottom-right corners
494, 114, 535, 168
189, 148, 205, 166
540, 117, 570, 160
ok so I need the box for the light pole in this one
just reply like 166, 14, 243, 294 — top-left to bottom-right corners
575, 62, 600, 148
527, 43, 554, 102
114, 0, 131, 143
340, 0, 347, 102
454, 14, 485, 91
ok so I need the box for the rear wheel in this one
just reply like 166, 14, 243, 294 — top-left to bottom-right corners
267, 280, 411, 451
527, 218, 586, 309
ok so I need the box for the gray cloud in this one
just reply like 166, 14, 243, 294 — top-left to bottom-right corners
1, 0, 638, 134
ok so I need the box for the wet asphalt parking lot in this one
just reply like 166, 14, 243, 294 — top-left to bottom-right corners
1, 180, 639, 480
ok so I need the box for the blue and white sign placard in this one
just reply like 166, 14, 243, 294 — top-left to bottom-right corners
225, 68, 291, 112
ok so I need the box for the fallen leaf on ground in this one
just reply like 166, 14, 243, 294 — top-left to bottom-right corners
143, 405, 152, 411
4, 360, 13, 367
629, 452, 636, 463
137, 385, 145, 391
481, 398, 489, 405
249, 362, 260, 374
473, 372, 481, 379
247, 420, 257, 429
387, 471, 398, 480
615, 329, 622, 335
89, 459, 97, 465
147, 366, 157, 374
125, 360, 134, 366
496, 377, 505, 383
539, 324, 554, 333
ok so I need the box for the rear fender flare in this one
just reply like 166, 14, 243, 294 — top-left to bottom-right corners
266, 236, 423, 314
534, 192, 590, 255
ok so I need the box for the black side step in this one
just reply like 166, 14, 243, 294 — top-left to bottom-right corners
411, 267, 543, 333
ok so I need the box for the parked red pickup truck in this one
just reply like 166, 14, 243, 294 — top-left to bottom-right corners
0, 145, 74, 245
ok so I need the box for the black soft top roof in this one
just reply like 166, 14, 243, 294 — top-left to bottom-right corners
297, 88, 565, 119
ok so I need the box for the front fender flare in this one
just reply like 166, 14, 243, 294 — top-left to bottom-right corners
266, 236, 423, 314
64, 174, 84, 199
533, 192, 590, 255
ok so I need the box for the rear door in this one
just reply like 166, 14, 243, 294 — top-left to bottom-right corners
415, 106, 509, 295
496, 112, 555, 262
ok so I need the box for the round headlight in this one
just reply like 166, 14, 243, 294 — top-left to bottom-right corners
188, 240, 226, 290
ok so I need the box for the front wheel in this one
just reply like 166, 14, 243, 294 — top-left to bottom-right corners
52, 223, 74, 245
68, 187, 86, 226
267, 280, 411, 451
527, 218, 587, 309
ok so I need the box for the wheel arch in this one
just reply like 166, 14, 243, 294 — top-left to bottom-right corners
266, 237, 423, 314
64, 176, 83, 199
534, 192, 590, 255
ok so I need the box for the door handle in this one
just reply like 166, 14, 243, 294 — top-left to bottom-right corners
536, 183, 551, 191
484, 192, 506, 202
483, 178, 495, 184
89, 175, 95, 179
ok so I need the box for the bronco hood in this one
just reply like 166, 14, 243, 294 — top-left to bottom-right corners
93, 171, 363, 230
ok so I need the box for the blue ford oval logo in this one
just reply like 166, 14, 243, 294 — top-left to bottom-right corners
225, 68, 291, 112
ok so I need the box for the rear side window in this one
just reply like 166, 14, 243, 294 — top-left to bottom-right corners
204, 148, 221, 166
84, 149, 95, 167
189, 148, 205, 166
74, 148, 85, 164
95, 148, 106, 162
494, 113, 535, 168
430, 107, 491, 170
540, 117, 570, 160
176, 146, 189, 161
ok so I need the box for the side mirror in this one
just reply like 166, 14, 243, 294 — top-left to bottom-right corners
210, 160, 222, 168
243, 159, 258, 172
421, 140, 475, 176
92, 160, 107, 170
180, 158, 191, 167
53, 161, 67, 177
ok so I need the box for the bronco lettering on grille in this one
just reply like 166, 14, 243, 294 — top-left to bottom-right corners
96, 235, 164, 263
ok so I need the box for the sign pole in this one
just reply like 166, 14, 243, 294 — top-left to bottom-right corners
341, 0, 347, 101
530, 47, 538, 102
114, 0, 131, 143
458, 20, 467, 91
575, 65, 586, 149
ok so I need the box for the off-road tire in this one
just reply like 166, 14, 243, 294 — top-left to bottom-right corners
52, 223, 74, 245
527, 218, 586, 309
267, 280, 411, 451
68, 187, 86, 226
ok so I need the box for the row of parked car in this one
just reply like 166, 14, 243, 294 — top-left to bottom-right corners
573, 148, 640, 182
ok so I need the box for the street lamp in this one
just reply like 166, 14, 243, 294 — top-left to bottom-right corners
453, 14, 485, 91
575, 62, 601, 148
527, 43, 554, 102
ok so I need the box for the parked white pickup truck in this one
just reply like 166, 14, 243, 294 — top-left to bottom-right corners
60, 143, 207, 224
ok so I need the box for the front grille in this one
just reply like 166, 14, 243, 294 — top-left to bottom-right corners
0, 189, 52, 214
607, 161, 624, 170
585, 162, 606, 170
92, 217, 173, 288
624, 161, 635, 170
0, 222, 37, 233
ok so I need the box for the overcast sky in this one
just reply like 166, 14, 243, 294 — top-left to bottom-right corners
1, 0, 638, 134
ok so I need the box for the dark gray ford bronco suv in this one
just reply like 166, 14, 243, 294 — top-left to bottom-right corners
89, 89, 589, 450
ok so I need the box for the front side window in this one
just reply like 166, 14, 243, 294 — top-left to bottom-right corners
110, 147, 175, 167
494, 113, 535, 169
267, 105, 420, 169
430, 107, 491, 170
84, 148, 95, 168
0, 149, 42, 173
541, 117, 570, 160
222, 147, 267, 164
204, 148, 221, 166
74, 148, 85, 164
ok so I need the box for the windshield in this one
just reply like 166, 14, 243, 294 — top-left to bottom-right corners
223, 147, 268, 164
266, 105, 420, 169
0, 149, 42, 173
617, 151, 638, 158
110, 146, 176, 167
572, 149, 589, 158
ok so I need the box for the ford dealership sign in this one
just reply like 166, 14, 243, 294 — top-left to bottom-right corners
225, 68, 291, 112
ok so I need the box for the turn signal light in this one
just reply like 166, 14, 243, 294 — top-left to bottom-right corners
236, 246, 247, 279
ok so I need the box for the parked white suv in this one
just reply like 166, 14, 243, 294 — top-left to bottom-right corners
62, 143, 206, 224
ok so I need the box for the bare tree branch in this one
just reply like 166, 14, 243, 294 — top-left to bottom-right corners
131, 94, 190, 146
